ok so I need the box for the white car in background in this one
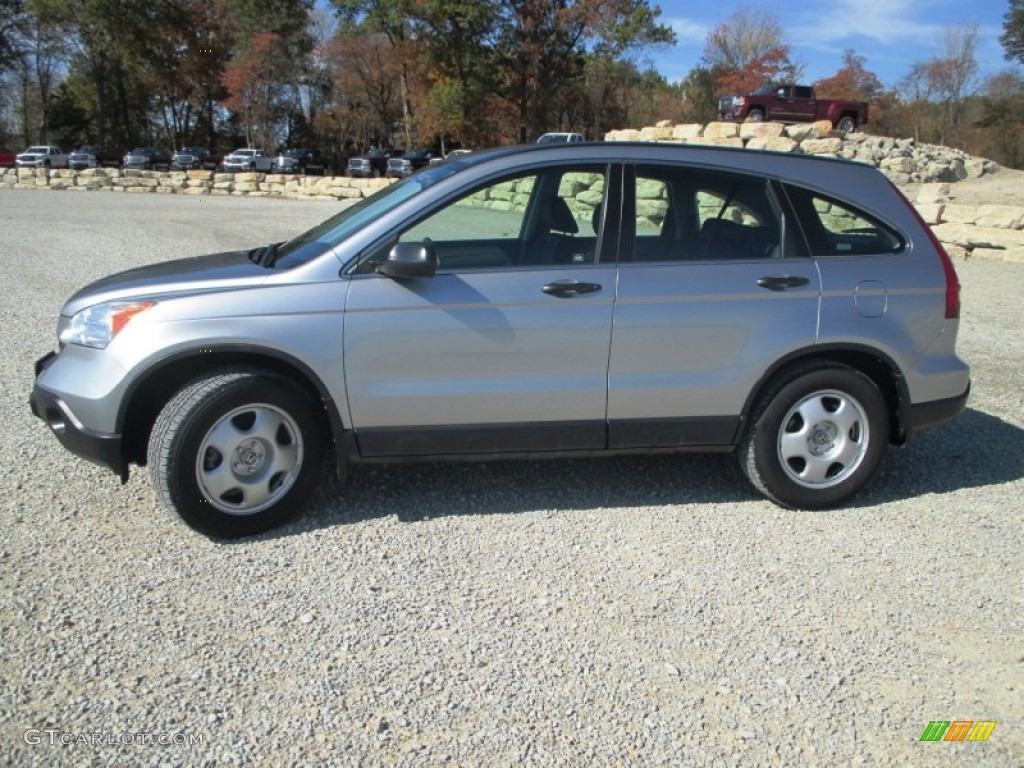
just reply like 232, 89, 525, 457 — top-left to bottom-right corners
16, 145, 69, 168
221, 148, 275, 173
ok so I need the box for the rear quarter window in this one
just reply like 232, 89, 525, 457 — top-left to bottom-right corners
785, 184, 905, 256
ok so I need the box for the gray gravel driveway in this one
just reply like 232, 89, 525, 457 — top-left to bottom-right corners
1, 189, 1021, 766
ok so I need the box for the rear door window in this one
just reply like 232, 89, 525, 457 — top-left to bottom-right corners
630, 166, 785, 262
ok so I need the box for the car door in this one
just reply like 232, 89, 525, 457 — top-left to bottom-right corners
607, 164, 821, 449
344, 164, 618, 457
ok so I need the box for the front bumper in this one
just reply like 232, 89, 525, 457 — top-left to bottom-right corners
30, 352, 127, 480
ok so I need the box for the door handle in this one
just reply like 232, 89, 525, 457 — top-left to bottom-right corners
542, 280, 602, 298
757, 275, 810, 292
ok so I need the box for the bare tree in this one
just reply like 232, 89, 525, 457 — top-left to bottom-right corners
898, 61, 935, 143
929, 25, 980, 147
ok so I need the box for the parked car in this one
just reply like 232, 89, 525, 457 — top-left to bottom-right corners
122, 147, 171, 170
537, 132, 585, 144
68, 145, 123, 170
718, 84, 869, 132
222, 148, 274, 173
271, 148, 327, 175
29, 142, 970, 537
347, 148, 390, 178
16, 145, 69, 168
170, 147, 216, 171
1, 149, 19, 167
387, 148, 440, 178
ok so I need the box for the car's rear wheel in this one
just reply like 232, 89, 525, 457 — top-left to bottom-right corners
837, 115, 857, 133
149, 370, 324, 538
739, 362, 888, 509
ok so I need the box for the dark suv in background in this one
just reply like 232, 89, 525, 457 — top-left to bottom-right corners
387, 148, 440, 178
122, 147, 171, 170
271, 148, 328, 175
170, 147, 216, 171
347, 148, 390, 178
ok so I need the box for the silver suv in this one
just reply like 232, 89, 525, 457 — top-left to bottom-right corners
30, 143, 970, 537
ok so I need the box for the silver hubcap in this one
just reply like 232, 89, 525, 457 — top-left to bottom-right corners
777, 390, 869, 488
196, 404, 304, 516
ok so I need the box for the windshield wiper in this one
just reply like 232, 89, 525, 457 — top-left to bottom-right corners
247, 242, 281, 267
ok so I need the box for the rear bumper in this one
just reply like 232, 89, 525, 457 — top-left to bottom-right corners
30, 352, 127, 480
909, 381, 970, 434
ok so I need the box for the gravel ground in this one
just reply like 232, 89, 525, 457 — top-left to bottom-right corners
0, 188, 1021, 767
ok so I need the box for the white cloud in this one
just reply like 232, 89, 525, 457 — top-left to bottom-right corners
663, 17, 708, 45
787, 0, 945, 46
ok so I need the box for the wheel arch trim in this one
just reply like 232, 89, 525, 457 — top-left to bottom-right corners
738, 344, 911, 446
117, 344, 350, 471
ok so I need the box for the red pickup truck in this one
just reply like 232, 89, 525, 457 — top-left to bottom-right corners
718, 84, 868, 132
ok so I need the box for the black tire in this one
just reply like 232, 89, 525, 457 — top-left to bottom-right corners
148, 369, 325, 538
747, 109, 765, 123
837, 115, 857, 133
739, 362, 888, 509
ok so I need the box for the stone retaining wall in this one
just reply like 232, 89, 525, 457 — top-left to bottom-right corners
0, 167, 392, 200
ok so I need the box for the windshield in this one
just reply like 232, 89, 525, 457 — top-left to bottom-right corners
752, 85, 777, 95
272, 163, 461, 269
26, 146, 48, 153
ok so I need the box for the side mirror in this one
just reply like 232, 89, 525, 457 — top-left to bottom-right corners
376, 241, 437, 279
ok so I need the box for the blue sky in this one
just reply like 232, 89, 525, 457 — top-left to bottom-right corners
641, 0, 1016, 89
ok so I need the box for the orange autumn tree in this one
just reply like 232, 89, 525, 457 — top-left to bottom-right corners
814, 49, 886, 102
222, 32, 284, 149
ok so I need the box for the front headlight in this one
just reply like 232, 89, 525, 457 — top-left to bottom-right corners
60, 301, 155, 349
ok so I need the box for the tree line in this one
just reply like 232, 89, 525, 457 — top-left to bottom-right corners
1, 0, 1023, 169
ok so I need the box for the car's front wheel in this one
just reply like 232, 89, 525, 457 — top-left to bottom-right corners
149, 370, 325, 538
739, 362, 888, 509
